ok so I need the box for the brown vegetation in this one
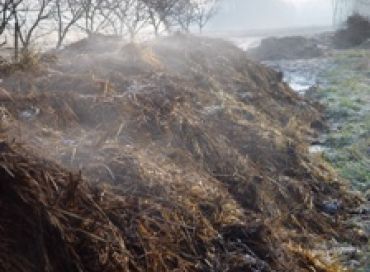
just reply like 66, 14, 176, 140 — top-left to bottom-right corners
0, 35, 363, 271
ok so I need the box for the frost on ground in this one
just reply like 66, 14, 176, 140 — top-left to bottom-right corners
265, 48, 370, 271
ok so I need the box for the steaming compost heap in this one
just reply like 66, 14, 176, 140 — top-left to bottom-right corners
247, 36, 324, 61
0, 35, 363, 271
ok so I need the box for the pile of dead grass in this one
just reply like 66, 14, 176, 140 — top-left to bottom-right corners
0, 35, 364, 271
247, 36, 324, 61
0, 139, 350, 272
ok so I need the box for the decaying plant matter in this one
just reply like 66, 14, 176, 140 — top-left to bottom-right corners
0, 35, 364, 271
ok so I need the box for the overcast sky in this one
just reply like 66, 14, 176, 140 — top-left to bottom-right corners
209, 0, 333, 31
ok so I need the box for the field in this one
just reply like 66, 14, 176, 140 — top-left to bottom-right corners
312, 50, 370, 271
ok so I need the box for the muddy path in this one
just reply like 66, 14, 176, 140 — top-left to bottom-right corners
265, 52, 370, 271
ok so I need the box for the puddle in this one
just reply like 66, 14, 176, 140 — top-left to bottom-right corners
62, 139, 77, 146
19, 106, 40, 120
264, 58, 336, 157
309, 145, 329, 154
263, 58, 331, 94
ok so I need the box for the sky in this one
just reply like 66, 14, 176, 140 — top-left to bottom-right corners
209, 0, 333, 31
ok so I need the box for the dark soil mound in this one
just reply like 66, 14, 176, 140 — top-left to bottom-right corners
60, 33, 124, 54
0, 35, 362, 271
247, 36, 324, 61
333, 14, 370, 49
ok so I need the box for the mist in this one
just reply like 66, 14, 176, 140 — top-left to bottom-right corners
209, 0, 333, 31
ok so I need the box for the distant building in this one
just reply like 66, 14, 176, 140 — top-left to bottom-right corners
334, 0, 370, 25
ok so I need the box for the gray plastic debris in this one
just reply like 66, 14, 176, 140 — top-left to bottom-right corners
322, 199, 342, 215
19, 106, 40, 120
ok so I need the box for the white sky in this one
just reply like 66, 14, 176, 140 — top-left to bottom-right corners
281, 0, 313, 5
281, 0, 330, 9
210, 0, 334, 31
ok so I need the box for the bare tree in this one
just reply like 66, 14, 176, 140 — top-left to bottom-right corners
54, 0, 84, 48
1, 0, 219, 57
171, 0, 195, 33
141, 0, 177, 36
104, 0, 130, 36
14, 0, 55, 50
79, 0, 112, 35
0, 0, 23, 38
193, 0, 219, 33
123, 0, 148, 41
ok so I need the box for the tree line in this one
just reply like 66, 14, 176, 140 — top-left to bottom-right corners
0, 0, 220, 57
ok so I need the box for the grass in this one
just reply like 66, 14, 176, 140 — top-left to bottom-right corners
315, 50, 370, 271
315, 50, 370, 194
315, 50, 370, 270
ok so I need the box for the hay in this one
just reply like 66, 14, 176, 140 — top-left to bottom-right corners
0, 35, 362, 271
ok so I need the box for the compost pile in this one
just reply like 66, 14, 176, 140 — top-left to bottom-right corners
0, 35, 362, 271
247, 36, 324, 61
333, 14, 370, 49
